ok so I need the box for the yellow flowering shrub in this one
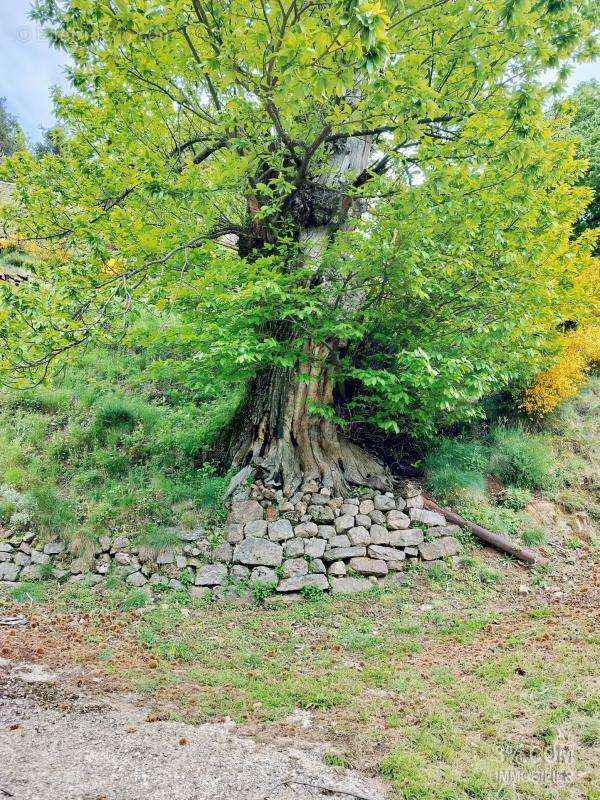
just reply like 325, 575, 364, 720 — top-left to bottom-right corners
523, 325, 600, 415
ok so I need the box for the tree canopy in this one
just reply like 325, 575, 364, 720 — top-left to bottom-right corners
0, 1, 598, 473
0, 98, 27, 159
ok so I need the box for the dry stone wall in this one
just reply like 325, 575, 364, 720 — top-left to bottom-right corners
0, 480, 461, 599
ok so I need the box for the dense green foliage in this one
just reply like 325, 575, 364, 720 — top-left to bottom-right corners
567, 80, 600, 244
0, 0, 598, 443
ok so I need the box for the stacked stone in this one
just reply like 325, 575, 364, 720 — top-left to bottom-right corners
223, 480, 461, 595
0, 481, 461, 598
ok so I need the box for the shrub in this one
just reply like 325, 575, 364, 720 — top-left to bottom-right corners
93, 400, 139, 438
424, 437, 488, 501
502, 486, 532, 510
523, 325, 600, 416
521, 528, 546, 546
26, 486, 75, 537
490, 425, 557, 491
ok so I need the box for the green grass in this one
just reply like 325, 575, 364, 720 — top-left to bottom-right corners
0, 343, 239, 550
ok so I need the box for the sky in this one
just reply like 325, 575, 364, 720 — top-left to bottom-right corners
0, 1, 599, 143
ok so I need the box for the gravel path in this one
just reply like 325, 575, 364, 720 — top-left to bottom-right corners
0, 659, 387, 800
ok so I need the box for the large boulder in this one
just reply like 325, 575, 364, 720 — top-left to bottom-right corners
195, 563, 228, 586
348, 557, 388, 577
418, 536, 461, 560
233, 538, 283, 567
409, 507, 446, 527
228, 500, 264, 524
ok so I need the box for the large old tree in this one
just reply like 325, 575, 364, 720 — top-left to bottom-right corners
1, 0, 598, 494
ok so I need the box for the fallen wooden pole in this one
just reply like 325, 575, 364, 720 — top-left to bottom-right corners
423, 497, 548, 566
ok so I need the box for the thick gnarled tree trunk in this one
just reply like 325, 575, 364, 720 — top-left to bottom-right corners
228, 131, 392, 497
229, 342, 392, 496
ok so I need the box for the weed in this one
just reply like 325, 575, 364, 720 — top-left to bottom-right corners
250, 580, 277, 604
521, 528, 546, 547
502, 486, 532, 510
490, 425, 557, 491
8, 581, 47, 603
424, 437, 488, 501
323, 752, 354, 768
580, 722, 600, 747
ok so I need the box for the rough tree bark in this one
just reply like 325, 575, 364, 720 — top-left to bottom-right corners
228, 133, 393, 496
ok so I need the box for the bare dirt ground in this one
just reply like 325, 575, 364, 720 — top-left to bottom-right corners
0, 657, 387, 800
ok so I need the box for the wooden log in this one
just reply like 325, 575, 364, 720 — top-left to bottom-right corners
423, 497, 548, 566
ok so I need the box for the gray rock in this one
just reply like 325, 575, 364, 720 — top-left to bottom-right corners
426, 525, 462, 539
309, 558, 326, 574
225, 523, 245, 543
250, 566, 278, 585
374, 494, 395, 511
276, 573, 328, 593
355, 514, 372, 528
70, 557, 88, 575
175, 555, 188, 569
233, 538, 283, 567
405, 494, 424, 509
213, 542, 233, 562
368, 510, 386, 525
0, 563, 20, 581
30, 550, 50, 565
309, 493, 329, 506
330, 576, 372, 594
43, 541, 65, 556
229, 500, 264, 524
418, 536, 461, 560
230, 564, 251, 582
0, 542, 13, 552
327, 560, 347, 577
389, 529, 424, 547
323, 546, 366, 562
195, 563, 228, 586
268, 519, 294, 542
329, 534, 351, 549
0, 552, 12, 562
348, 557, 388, 577
409, 507, 446, 527
347, 526, 370, 546
20, 564, 42, 580
334, 514, 354, 533
308, 505, 335, 523
317, 525, 336, 540
340, 503, 359, 516
126, 571, 147, 587
294, 522, 319, 538
52, 568, 69, 580
369, 525, 390, 545
111, 536, 130, 553
95, 560, 110, 575
394, 496, 407, 511
283, 538, 304, 557
244, 519, 268, 538
358, 499, 375, 515
156, 550, 174, 565
190, 586, 212, 601
282, 557, 308, 578
405, 546, 419, 557
168, 578, 184, 590
304, 538, 326, 559
14, 552, 31, 567
98, 536, 112, 552
367, 545, 406, 562
386, 510, 411, 530
114, 552, 132, 566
